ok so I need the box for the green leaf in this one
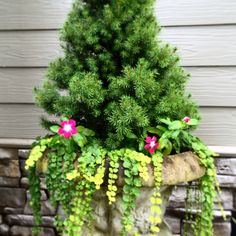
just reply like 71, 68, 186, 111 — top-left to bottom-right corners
82, 128, 95, 136
123, 160, 131, 168
158, 138, 168, 149
123, 185, 132, 193
124, 178, 133, 185
163, 140, 172, 156
159, 118, 171, 125
73, 133, 88, 147
170, 130, 180, 139
77, 126, 85, 132
132, 188, 141, 196
50, 125, 60, 133
147, 127, 159, 134
61, 117, 69, 121
169, 121, 184, 130
142, 128, 148, 137
126, 133, 138, 139
138, 141, 144, 151
134, 178, 142, 187
187, 119, 199, 126
131, 165, 139, 174
124, 170, 131, 178
123, 195, 131, 203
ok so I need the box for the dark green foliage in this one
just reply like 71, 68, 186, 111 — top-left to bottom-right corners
35, 0, 199, 149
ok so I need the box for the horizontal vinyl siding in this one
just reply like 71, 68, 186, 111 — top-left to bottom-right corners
1, 26, 236, 67
0, 0, 235, 147
1, 67, 236, 107
0, 0, 236, 30
0, 105, 235, 146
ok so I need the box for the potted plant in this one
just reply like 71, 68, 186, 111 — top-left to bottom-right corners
26, 0, 221, 235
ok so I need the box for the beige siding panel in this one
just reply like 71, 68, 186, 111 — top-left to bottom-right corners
194, 108, 236, 146
1, 26, 236, 67
0, 67, 236, 106
160, 25, 236, 66
186, 67, 236, 107
0, 105, 235, 146
0, 0, 72, 30
0, 104, 46, 138
0, 68, 45, 103
1, 0, 236, 29
0, 31, 61, 67
156, 0, 236, 26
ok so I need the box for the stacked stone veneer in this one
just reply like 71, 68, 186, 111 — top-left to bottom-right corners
0, 146, 235, 236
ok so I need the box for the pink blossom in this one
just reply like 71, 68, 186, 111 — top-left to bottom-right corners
183, 116, 191, 123
144, 136, 159, 154
58, 119, 77, 138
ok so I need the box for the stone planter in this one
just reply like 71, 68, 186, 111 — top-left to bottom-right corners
58, 151, 205, 236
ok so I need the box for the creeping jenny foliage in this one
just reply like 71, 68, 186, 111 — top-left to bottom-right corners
35, 0, 199, 149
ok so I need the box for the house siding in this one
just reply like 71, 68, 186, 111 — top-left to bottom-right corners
0, 0, 235, 147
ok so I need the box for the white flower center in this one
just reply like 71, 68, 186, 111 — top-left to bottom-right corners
150, 141, 156, 148
64, 124, 72, 132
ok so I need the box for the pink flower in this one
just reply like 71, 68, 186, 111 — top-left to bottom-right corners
144, 136, 159, 154
183, 116, 191, 123
58, 119, 77, 138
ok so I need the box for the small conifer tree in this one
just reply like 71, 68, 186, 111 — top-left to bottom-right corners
35, 0, 199, 149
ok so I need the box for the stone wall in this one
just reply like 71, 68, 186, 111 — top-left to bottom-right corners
0, 146, 235, 236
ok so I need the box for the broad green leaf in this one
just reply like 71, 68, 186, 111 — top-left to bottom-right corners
171, 130, 180, 139
163, 140, 172, 156
50, 125, 60, 133
82, 128, 95, 136
187, 119, 199, 126
169, 121, 184, 130
77, 126, 85, 132
146, 127, 159, 134
159, 118, 171, 125
156, 125, 167, 132
158, 138, 168, 149
73, 133, 88, 147
126, 133, 138, 139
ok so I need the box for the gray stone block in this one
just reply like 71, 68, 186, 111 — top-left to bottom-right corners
0, 149, 18, 161
18, 150, 30, 160
169, 187, 233, 210
20, 177, 29, 188
0, 188, 26, 207
19, 159, 28, 177
165, 216, 181, 234
10, 226, 56, 236
0, 224, 9, 236
24, 200, 56, 216
3, 208, 24, 214
5, 215, 54, 227
213, 222, 231, 236
166, 208, 232, 222
0, 160, 20, 177
217, 175, 236, 188
215, 157, 236, 176
0, 177, 19, 187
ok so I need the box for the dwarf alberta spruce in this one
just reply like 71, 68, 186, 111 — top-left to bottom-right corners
27, 117, 220, 236
29, 0, 221, 235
